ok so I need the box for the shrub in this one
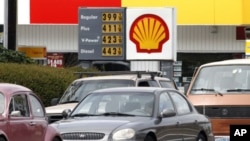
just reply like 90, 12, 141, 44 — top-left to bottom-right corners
0, 46, 99, 106
0, 46, 35, 64
0, 63, 98, 106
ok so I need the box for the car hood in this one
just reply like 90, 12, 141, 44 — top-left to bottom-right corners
45, 103, 78, 114
52, 116, 151, 134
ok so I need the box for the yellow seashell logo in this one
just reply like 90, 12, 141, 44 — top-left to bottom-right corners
130, 14, 169, 53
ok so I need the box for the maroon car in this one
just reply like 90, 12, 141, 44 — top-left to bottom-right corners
0, 83, 62, 141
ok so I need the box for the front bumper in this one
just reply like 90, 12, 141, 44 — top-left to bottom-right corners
215, 136, 230, 141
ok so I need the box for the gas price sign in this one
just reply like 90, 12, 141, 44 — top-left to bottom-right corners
78, 8, 125, 60
47, 53, 64, 68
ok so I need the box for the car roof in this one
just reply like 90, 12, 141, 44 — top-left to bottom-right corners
91, 87, 176, 94
201, 58, 250, 67
73, 74, 171, 82
0, 83, 32, 95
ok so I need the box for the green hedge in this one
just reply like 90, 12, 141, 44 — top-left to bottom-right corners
0, 46, 99, 106
0, 46, 35, 64
0, 63, 97, 106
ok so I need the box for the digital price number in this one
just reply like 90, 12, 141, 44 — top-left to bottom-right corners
102, 24, 122, 33
102, 35, 122, 44
101, 11, 124, 57
48, 59, 63, 68
102, 12, 122, 22
102, 47, 122, 56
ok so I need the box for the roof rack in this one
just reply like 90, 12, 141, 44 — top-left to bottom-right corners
74, 71, 162, 80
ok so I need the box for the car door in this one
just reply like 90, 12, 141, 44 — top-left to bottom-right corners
7, 93, 46, 141
28, 94, 47, 141
157, 92, 182, 141
169, 91, 200, 141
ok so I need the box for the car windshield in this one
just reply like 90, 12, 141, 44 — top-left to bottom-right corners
71, 92, 155, 117
0, 93, 5, 114
191, 65, 250, 94
59, 80, 135, 104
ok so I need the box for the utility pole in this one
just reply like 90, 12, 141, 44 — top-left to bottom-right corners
4, 0, 17, 50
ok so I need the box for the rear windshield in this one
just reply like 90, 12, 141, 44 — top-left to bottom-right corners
59, 80, 135, 104
191, 65, 250, 94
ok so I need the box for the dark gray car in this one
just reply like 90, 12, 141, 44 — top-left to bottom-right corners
50, 87, 214, 141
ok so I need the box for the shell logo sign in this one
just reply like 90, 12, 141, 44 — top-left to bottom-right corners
129, 14, 169, 53
126, 8, 176, 60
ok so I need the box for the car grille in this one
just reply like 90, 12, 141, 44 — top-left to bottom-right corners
61, 132, 105, 140
195, 106, 250, 118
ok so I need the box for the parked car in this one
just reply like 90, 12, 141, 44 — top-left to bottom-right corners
184, 58, 250, 141
0, 83, 62, 141
51, 87, 214, 141
46, 71, 178, 123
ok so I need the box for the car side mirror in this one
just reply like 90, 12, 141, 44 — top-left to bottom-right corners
160, 109, 176, 118
10, 110, 22, 117
50, 98, 59, 106
62, 109, 71, 119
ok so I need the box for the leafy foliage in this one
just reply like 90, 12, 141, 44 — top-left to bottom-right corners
0, 46, 35, 64
0, 45, 99, 106
0, 63, 98, 106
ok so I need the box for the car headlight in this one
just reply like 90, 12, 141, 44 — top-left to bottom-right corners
112, 128, 135, 140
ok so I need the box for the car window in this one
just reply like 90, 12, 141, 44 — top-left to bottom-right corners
59, 80, 134, 104
61, 81, 83, 99
72, 92, 154, 117
29, 95, 45, 117
9, 94, 30, 117
138, 81, 150, 87
148, 80, 159, 87
138, 80, 159, 87
191, 65, 250, 94
78, 102, 92, 113
159, 92, 175, 112
97, 95, 113, 113
159, 80, 176, 89
0, 93, 4, 114
169, 91, 191, 115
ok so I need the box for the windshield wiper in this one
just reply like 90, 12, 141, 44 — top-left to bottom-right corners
192, 88, 223, 96
71, 113, 96, 117
98, 112, 135, 116
227, 89, 250, 92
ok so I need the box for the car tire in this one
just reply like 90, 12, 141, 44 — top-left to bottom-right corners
144, 135, 155, 141
0, 137, 6, 141
196, 133, 207, 141
52, 137, 61, 141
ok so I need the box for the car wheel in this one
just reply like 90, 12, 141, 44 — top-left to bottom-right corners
144, 135, 155, 141
196, 133, 207, 141
0, 137, 6, 141
52, 137, 61, 141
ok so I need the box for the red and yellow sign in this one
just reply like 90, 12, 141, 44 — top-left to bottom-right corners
245, 40, 250, 55
18, 46, 47, 59
2, 0, 249, 25
30, 0, 121, 24
126, 8, 176, 60
129, 14, 169, 53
